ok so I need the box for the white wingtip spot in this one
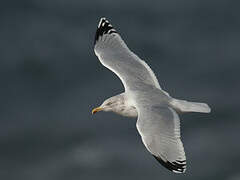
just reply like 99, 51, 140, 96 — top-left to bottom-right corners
98, 17, 106, 28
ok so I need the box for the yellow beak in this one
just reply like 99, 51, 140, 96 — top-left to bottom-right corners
92, 107, 103, 114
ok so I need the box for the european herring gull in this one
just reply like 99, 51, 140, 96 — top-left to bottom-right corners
92, 17, 211, 173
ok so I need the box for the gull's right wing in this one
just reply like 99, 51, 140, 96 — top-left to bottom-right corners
94, 17, 162, 92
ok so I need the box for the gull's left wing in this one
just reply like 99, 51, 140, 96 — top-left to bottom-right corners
136, 104, 187, 173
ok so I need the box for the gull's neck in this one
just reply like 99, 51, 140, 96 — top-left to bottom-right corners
107, 93, 137, 118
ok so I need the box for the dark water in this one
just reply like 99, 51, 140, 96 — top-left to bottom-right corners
0, 0, 240, 179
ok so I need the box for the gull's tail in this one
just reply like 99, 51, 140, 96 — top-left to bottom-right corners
170, 98, 211, 113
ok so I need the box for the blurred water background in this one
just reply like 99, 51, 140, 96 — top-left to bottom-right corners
0, 0, 240, 179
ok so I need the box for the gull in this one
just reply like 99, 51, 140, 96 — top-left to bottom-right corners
92, 17, 211, 173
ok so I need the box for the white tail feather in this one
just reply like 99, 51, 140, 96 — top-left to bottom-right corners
170, 99, 211, 113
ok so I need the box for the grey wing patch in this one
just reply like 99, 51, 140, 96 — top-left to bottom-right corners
93, 17, 168, 92
94, 17, 117, 45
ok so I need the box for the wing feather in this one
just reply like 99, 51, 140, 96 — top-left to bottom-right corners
94, 17, 162, 91
136, 105, 186, 173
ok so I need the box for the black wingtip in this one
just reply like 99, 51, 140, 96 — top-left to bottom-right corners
152, 155, 186, 173
94, 17, 117, 45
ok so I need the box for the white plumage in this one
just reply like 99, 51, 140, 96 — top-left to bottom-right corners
93, 17, 211, 173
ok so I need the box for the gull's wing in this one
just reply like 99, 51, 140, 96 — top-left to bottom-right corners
94, 17, 162, 91
136, 104, 186, 173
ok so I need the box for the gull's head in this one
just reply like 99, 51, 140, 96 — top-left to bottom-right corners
92, 95, 124, 114
92, 94, 137, 118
